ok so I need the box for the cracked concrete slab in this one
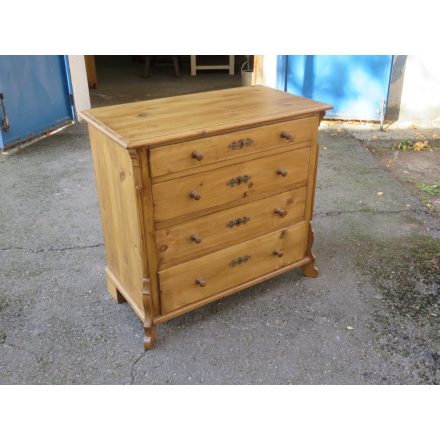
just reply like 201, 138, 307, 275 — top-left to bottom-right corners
1, 121, 439, 384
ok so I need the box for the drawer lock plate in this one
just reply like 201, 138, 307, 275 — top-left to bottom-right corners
229, 254, 252, 267
226, 216, 250, 228
229, 137, 254, 150
227, 175, 252, 187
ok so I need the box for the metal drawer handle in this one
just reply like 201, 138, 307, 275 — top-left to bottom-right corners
226, 216, 250, 228
229, 137, 254, 150
229, 255, 251, 267
276, 168, 288, 177
189, 190, 201, 200
273, 249, 284, 257
195, 277, 206, 287
192, 150, 204, 161
227, 175, 252, 187
274, 208, 287, 217
191, 234, 202, 244
280, 131, 293, 141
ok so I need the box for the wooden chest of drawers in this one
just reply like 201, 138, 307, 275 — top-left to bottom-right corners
80, 86, 331, 349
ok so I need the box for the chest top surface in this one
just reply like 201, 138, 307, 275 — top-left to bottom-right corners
79, 86, 332, 149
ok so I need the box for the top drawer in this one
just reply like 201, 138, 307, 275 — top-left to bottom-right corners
149, 117, 315, 178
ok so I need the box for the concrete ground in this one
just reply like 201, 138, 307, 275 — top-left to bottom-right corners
1, 68, 439, 383
1, 120, 439, 384
350, 121, 440, 214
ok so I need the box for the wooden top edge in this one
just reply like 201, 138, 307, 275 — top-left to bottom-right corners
126, 108, 331, 149
79, 110, 130, 148
80, 86, 332, 149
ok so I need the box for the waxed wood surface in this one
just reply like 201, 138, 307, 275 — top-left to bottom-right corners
84, 85, 331, 349
79, 86, 332, 148
155, 187, 307, 267
149, 116, 315, 178
88, 126, 144, 309
159, 222, 308, 314
152, 146, 311, 223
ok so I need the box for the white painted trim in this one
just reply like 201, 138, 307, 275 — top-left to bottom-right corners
68, 55, 90, 119
253, 55, 278, 89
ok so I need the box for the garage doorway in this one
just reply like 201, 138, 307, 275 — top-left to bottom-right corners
86, 55, 250, 108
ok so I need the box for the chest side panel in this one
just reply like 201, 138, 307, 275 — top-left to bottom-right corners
88, 126, 144, 310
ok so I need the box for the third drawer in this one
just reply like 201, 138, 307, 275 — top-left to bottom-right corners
155, 186, 307, 266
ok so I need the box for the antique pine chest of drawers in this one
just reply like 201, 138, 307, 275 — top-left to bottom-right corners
80, 86, 332, 349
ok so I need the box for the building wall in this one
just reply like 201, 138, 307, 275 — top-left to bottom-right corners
68, 55, 91, 118
256, 55, 440, 122
398, 55, 440, 121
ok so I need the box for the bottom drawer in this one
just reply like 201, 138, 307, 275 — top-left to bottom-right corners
158, 221, 308, 314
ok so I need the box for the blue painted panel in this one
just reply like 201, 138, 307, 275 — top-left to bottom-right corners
0, 55, 74, 149
278, 55, 393, 121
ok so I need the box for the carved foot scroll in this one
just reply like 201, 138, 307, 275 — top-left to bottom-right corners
142, 278, 156, 350
302, 222, 319, 278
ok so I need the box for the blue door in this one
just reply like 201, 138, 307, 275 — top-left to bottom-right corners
0, 56, 74, 149
276, 55, 393, 121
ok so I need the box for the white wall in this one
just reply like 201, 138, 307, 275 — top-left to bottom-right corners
255, 55, 278, 88
398, 55, 440, 121
68, 55, 90, 118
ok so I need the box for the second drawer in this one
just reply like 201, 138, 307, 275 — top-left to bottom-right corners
155, 186, 307, 266
152, 146, 311, 223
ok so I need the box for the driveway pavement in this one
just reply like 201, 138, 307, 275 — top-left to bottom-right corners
1, 121, 439, 384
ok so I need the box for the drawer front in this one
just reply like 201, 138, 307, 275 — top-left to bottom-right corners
159, 222, 308, 314
156, 187, 307, 266
149, 117, 316, 178
152, 146, 310, 223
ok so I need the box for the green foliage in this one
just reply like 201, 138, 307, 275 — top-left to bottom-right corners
397, 139, 413, 151
416, 183, 440, 197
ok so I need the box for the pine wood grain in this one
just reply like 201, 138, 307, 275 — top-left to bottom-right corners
154, 255, 311, 324
155, 187, 307, 267
159, 222, 308, 314
152, 146, 311, 222
80, 86, 332, 148
83, 86, 332, 349
88, 126, 144, 309
149, 116, 315, 178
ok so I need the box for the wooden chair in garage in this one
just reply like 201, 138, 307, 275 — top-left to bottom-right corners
143, 56, 181, 78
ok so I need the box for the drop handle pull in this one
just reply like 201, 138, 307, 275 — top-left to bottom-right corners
280, 131, 293, 140
273, 249, 284, 257
191, 234, 202, 244
195, 277, 206, 287
276, 168, 288, 177
192, 150, 204, 161
274, 208, 287, 217
189, 190, 201, 200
